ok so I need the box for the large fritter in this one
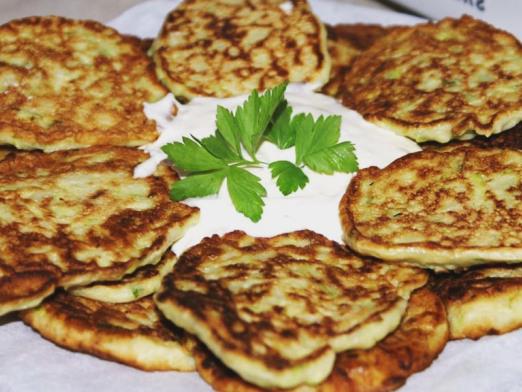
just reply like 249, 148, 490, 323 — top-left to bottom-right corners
71, 250, 177, 303
155, 230, 427, 389
340, 146, 522, 270
434, 265, 522, 340
342, 16, 522, 142
21, 292, 195, 371
151, 0, 330, 99
0, 16, 167, 152
0, 146, 199, 317
193, 287, 448, 392
321, 23, 390, 98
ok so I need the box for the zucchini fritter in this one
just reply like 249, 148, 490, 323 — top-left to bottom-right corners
340, 146, 522, 270
21, 292, 195, 371
193, 288, 447, 392
342, 16, 522, 142
0, 16, 167, 151
0, 146, 199, 317
155, 230, 427, 389
152, 0, 330, 99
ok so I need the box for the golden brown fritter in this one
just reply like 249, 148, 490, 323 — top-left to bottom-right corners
21, 292, 195, 371
193, 287, 448, 392
0, 16, 167, 152
342, 16, 522, 142
155, 230, 427, 389
152, 0, 330, 99
340, 146, 522, 270
321, 23, 390, 98
0, 146, 199, 317
434, 264, 522, 340
71, 250, 177, 303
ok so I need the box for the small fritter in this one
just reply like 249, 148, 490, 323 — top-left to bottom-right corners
0, 16, 167, 152
152, 0, 330, 99
342, 16, 522, 142
434, 265, 522, 340
155, 230, 427, 389
340, 146, 522, 270
70, 250, 177, 303
194, 287, 447, 392
20, 292, 195, 371
321, 24, 390, 98
0, 146, 199, 317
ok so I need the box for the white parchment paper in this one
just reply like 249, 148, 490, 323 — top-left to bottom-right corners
2, 2, 521, 391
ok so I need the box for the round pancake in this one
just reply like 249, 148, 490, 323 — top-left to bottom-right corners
0, 146, 199, 317
340, 146, 522, 271
70, 250, 177, 303
152, 0, 330, 99
155, 230, 427, 389
342, 15, 522, 143
20, 292, 195, 371
193, 287, 448, 392
321, 24, 390, 98
434, 264, 522, 340
0, 16, 167, 152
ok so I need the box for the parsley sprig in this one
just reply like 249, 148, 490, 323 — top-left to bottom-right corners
161, 83, 358, 222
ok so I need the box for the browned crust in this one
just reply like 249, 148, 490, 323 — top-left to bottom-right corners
193, 287, 448, 392
0, 146, 199, 316
339, 146, 522, 270
20, 292, 195, 371
341, 15, 522, 140
153, 0, 329, 98
0, 16, 167, 151
434, 264, 522, 339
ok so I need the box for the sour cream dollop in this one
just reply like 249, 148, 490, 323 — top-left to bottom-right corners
136, 84, 420, 254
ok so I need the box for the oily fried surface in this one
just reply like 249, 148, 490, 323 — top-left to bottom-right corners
0, 146, 199, 317
21, 292, 195, 371
193, 287, 448, 392
152, 0, 330, 99
434, 264, 522, 340
342, 16, 522, 142
341, 146, 522, 270
0, 16, 167, 152
71, 250, 177, 303
155, 230, 427, 389
322, 23, 390, 98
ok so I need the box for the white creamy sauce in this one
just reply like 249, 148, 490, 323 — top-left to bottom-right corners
279, 1, 294, 14
137, 84, 420, 255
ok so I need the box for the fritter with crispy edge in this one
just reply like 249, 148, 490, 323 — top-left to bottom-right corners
321, 23, 390, 98
151, 0, 330, 99
155, 230, 427, 389
193, 287, 448, 392
340, 146, 522, 271
342, 16, 522, 143
70, 250, 177, 304
21, 292, 195, 371
0, 146, 199, 317
0, 16, 167, 152
434, 264, 522, 340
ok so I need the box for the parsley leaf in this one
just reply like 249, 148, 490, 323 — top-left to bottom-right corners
198, 133, 241, 162
216, 105, 242, 156
265, 101, 294, 149
269, 160, 309, 195
162, 137, 227, 173
235, 83, 287, 159
170, 170, 227, 201
295, 114, 358, 174
226, 167, 266, 222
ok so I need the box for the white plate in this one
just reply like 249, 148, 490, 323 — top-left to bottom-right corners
1, 2, 521, 392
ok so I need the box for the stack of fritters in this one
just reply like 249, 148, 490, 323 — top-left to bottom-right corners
0, 14, 202, 373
